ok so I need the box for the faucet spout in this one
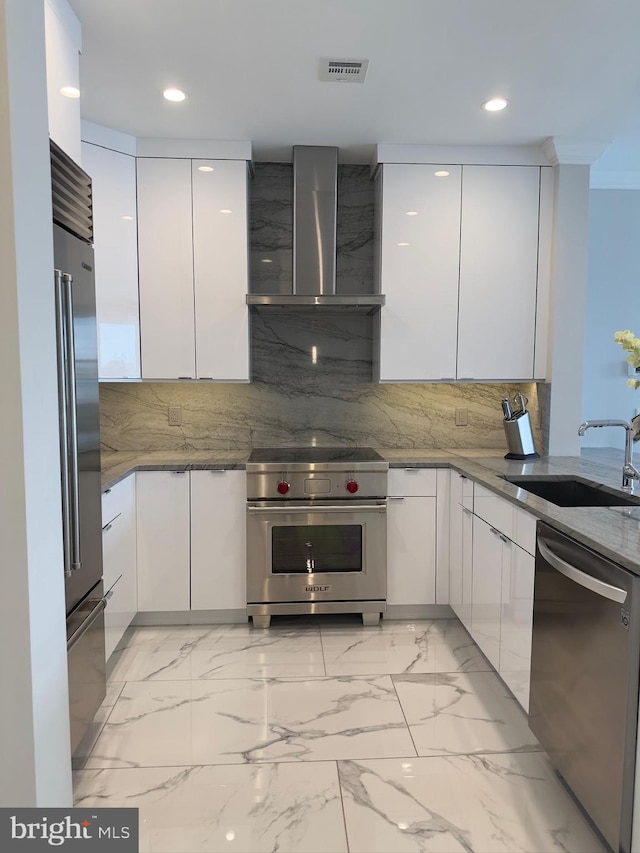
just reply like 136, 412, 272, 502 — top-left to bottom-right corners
578, 419, 638, 491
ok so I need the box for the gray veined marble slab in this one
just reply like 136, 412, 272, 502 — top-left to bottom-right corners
108, 624, 326, 681
320, 620, 492, 676
83, 676, 417, 769
338, 754, 606, 853
391, 672, 541, 758
74, 762, 348, 853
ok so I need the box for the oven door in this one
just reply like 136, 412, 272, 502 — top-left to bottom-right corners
246, 499, 387, 604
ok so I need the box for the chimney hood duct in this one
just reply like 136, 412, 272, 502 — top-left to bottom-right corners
246, 145, 385, 314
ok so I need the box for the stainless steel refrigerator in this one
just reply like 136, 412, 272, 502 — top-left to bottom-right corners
51, 140, 106, 758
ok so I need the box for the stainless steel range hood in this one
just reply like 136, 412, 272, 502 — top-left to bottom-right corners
247, 145, 385, 314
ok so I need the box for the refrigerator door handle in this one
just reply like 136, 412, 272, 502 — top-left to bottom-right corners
54, 270, 72, 579
67, 597, 107, 652
62, 271, 82, 573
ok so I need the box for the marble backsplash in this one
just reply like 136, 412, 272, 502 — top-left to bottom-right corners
101, 311, 547, 452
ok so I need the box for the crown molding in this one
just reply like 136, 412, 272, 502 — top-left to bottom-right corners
542, 136, 610, 166
590, 170, 640, 190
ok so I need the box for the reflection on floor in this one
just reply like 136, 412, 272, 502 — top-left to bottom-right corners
74, 617, 605, 852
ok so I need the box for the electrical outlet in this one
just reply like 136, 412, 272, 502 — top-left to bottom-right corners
168, 406, 182, 426
455, 408, 468, 427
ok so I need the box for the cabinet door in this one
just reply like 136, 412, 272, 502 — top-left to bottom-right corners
82, 142, 140, 379
192, 160, 249, 381
102, 474, 137, 660
449, 472, 463, 618
470, 515, 503, 670
44, 0, 81, 163
457, 166, 540, 380
136, 471, 190, 612
387, 496, 436, 605
459, 506, 474, 632
137, 158, 196, 379
190, 470, 246, 611
379, 164, 461, 381
500, 543, 534, 711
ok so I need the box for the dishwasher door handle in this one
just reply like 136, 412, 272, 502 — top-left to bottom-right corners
538, 537, 628, 604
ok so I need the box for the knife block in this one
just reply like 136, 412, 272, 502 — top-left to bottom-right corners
503, 412, 540, 460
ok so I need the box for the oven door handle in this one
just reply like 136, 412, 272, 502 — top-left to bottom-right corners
247, 504, 387, 514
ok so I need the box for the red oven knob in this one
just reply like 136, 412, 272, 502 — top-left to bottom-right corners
346, 479, 359, 494
277, 481, 290, 495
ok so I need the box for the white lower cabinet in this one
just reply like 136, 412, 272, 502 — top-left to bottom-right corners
136, 471, 191, 612
459, 506, 474, 632
190, 470, 246, 610
470, 515, 504, 671
387, 496, 437, 606
102, 474, 137, 660
499, 542, 535, 712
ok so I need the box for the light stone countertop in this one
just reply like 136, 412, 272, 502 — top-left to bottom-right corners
101, 445, 640, 576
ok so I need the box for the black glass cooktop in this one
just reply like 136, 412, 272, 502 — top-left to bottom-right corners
248, 446, 385, 464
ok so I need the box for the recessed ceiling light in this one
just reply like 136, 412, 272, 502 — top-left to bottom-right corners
121, 215, 134, 221
405, 211, 418, 216
60, 86, 80, 99
482, 97, 509, 112
220, 209, 232, 214
198, 165, 214, 172
397, 242, 410, 247
434, 170, 450, 177
261, 259, 273, 263
163, 87, 188, 102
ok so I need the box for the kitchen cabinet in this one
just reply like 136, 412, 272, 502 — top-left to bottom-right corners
137, 156, 249, 381
387, 469, 437, 606
378, 164, 461, 381
499, 542, 535, 711
44, 0, 81, 163
102, 474, 137, 660
190, 469, 246, 611
470, 514, 504, 671
449, 470, 474, 630
82, 141, 140, 379
457, 166, 540, 380
136, 471, 190, 612
376, 163, 547, 382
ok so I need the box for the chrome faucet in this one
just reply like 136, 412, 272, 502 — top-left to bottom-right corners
578, 420, 640, 491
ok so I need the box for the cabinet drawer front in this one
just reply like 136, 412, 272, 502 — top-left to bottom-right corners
460, 474, 474, 510
513, 507, 536, 556
473, 483, 514, 539
101, 473, 135, 528
388, 468, 437, 497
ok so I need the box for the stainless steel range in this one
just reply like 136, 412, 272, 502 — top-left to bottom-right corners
246, 447, 388, 628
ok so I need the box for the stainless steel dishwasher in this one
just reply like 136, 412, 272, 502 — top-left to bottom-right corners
530, 522, 640, 853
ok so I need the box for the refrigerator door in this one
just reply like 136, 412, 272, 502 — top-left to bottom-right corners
54, 224, 103, 615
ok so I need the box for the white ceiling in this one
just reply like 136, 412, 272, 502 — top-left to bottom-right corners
69, 0, 640, 164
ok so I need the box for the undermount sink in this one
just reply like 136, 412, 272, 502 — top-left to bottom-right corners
501, 475, 640, 508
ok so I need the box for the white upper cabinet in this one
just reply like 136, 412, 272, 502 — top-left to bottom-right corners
457, 166, 540, 381
44, 0, 81, 163
137, 158, 196, 379
82, 141, 140, 379
379, 165, 462, 381
137, 156, 250, 381
376, 160, 548, 383
192, 160, 249, 380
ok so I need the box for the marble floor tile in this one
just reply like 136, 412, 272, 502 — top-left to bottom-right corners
102, 680, 125, 708
84, 676, 416, 769
74, 762, 348, 853
321, 620, 491, 676
109, 626, 325, 681
392, 672, 541, 757
338, 754, 606, 853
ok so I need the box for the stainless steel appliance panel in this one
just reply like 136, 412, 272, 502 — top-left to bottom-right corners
54, 224, 103, 616
529, 522, 640, 853
247, 500, 387, 604
66, 582, 106, 756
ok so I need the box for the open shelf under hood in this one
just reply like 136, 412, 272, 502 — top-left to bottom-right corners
246, 294, 385, 315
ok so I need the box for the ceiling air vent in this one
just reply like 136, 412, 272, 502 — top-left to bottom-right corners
319, 58, 369, 83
